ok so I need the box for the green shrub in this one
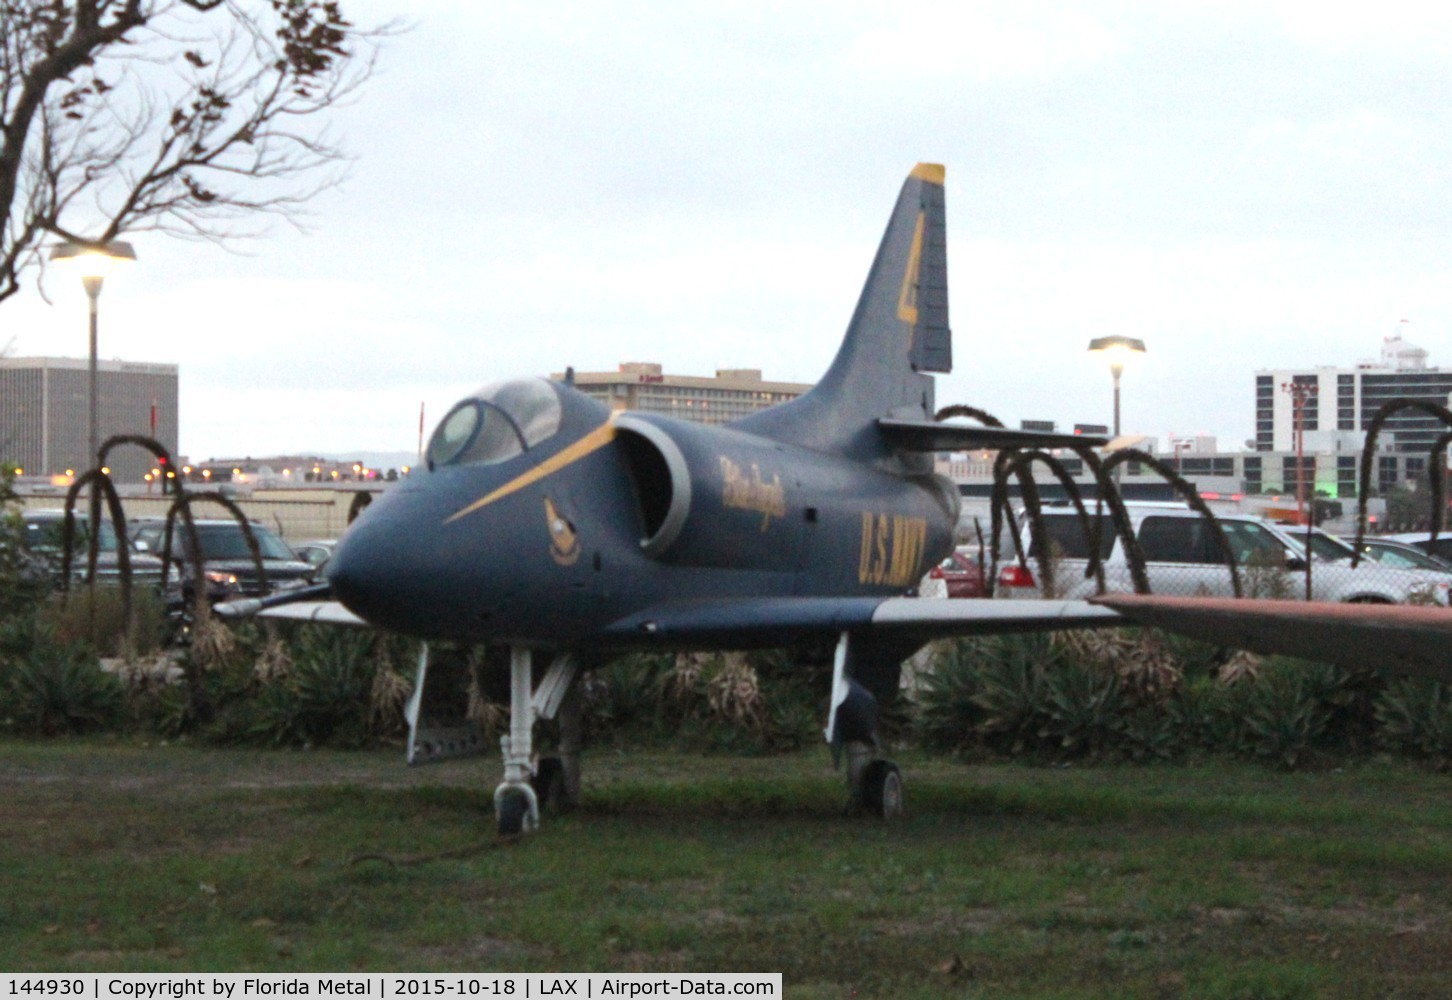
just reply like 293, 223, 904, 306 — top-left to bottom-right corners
916, 634, 1099, 759
36, 586, 170, 658
581, 647, 826, 754
971, 633, 1058, 755
244, 626, 411, 749
1, 630, 123, 735
1040, 657, 1122, 758
913, 640, 987, 755
1235, 660, 1333, 768
914, 634, 1388, 769
583, 653, 674, 746
1375, 676, 1452, 768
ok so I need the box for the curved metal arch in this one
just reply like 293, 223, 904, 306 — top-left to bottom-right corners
98, 434, 180, 497
1000, 449, 1108, 597
58, 471, 134, 620
1353, 399, 1452, 565
1067, 445, 1150, 596
933, 404, 1005, 428
988, 448, 1027, 595
155, 490, 271, 620
1100, 447, 1243, 599
1430, 430, 1452, 553
348, 491, 373, 524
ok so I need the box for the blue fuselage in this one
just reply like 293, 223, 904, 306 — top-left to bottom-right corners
327, 383, 957, 648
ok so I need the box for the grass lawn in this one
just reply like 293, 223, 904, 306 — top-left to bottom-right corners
2, 739, 1450, 998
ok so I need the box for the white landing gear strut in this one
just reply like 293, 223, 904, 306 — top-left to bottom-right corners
494, 647, 581, 836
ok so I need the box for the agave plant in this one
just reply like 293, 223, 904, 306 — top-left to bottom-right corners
1235, 659, 1333, 768
1375, 677, 1452, 768
913, 640, 988, 754
1039, 659, 1122, 758
2, 630, 122, 735
966, 634, 1058, 756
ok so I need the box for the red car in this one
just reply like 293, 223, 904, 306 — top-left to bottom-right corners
926, 548, 987, 598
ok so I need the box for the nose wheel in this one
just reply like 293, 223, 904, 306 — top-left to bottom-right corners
494, 783, 538, 837
494, 647, 582, 835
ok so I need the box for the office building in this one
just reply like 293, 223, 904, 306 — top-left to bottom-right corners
1256, 333, 1452, 457
0, 356, 179, 483
552, 362, 810, 425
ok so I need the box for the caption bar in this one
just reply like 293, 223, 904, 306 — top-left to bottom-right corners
3, 976, 780, 1000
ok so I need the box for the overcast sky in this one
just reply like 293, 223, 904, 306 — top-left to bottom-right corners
9, 0, 1452, 461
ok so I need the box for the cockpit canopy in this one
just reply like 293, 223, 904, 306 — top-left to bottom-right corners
426, 379, 563, 470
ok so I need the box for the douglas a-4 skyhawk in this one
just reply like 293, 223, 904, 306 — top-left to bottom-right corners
226, 162, 1126, 833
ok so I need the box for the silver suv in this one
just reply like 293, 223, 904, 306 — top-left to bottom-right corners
998, 504, 1451, 606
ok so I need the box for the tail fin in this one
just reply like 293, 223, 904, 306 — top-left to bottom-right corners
736, 163, 951, 459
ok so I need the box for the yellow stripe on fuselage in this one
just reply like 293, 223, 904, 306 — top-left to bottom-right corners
444, 416, 619, 524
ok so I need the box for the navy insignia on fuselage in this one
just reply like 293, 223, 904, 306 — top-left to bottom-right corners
545, 496, 580, 566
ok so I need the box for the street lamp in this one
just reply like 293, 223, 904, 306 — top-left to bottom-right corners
1087, 335, 1147, 440
1281, 380, 1318, 524
49, 239, 137, 472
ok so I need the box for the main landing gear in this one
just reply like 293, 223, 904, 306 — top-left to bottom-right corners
826, 632, 904, 819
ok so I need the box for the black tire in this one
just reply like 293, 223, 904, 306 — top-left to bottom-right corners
531, 757, 567, 813
497, 788, 529, 836
861, 759, 903, 819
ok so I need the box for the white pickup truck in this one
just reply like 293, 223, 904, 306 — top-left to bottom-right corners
997, 504, 1451, 606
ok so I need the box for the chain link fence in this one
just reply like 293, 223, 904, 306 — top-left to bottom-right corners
986, 504, 1452, 607
18, 487, 373, 544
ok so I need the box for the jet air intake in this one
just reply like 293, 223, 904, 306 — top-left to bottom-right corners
614, 416, 692, 558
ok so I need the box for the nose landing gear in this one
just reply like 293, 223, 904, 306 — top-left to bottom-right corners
494, 647, 583, 836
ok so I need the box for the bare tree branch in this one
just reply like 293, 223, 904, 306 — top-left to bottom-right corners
0, 0, 394, 304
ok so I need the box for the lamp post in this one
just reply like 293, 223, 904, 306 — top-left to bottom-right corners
49, 240, 137, 472
1087, 335, 1147, 440
1281, 380, 1317, 524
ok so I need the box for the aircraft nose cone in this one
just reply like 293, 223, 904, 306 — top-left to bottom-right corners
326, 513, 423, 633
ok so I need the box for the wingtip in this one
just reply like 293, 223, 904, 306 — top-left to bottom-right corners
911, 162, 945, 185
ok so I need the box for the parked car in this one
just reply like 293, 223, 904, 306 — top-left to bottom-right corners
997, 503, 1451, 605
1382, 531, 1452, 565
20, 509, 165, 588
924, 547, 987, 598
291, 539, 336, 573
1356, 536, 1452, 572
131, 517, 314, 598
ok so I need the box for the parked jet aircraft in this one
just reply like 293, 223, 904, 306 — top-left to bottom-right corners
226, 163, 1123, 834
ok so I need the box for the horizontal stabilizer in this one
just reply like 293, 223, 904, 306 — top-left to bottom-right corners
603, 596, 1120, 648
1096, 594, 1452, 680
879, 418, 1109, 452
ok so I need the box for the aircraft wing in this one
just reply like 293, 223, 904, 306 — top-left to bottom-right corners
215, 593, 367, 627
257, 600, 368, 626
877, 418, 1108, 452
223, 593, 1118, 648
1095, 593, 1452, 680
601, 596, 1121, 647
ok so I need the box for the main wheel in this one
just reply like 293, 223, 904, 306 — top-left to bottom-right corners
861, 759, 903, 819
496, 788, 530, 836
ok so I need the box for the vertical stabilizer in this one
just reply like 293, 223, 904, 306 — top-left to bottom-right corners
736, 163, 951, 460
